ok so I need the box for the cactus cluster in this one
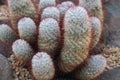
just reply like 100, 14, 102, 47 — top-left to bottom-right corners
0, 0, 106, 80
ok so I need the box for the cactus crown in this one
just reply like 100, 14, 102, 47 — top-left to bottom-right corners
38, 0, 56, 11
41, 6, 60, 22
57, 1, 74, 18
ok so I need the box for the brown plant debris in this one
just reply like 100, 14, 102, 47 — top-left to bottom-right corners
8, 55, 33, 80
103, 45, 120, 70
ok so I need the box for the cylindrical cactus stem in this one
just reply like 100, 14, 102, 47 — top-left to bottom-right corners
79, 0, 104, 22
41, 7, 60, 22
90, 17, 102, 49
18, 17, 37, 44
12, 39, 34, 65
59, 6, 92, 73
74, 55, 107, 80
57, 1, 74, 19
38, 0, 56, 12
6, 0, 39, 31
38, 18, 60, 58
0, 24, 18, 44
31, 52, 55, 80
57, 1, 75, 53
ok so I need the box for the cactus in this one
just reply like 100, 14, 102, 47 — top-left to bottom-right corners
59, 6, 92, 73
38, 18, 60, 58
57, 1, 74, 19
12, 39, 34, 65
31, 52, 55, 80
7, 0, 38, 31
74, 55, 107, 80
0, 24, 18, 44
38, 0, 56, 11
90, 17, 102, 49
79, 0, 104, 21
18, 17, 37, 44
0, 0, 106, 80
41, 7, 60, 22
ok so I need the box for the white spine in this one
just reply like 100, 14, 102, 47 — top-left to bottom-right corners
59, 6, 92, 73
75, 55, 107, 80
0, 24, 17, 44
12, 39, 33, 65
38, 0, 56, 11
38, 18, 60, 57
18, 17, 37, 44
79, 0, 103, 21
57, 1, 74, 18
41, 7, 60, 22
32, 52, 55, 80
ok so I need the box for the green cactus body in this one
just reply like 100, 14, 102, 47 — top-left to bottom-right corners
0, 24, 17, 44
12, 39, 34, 65
38, 18, 60, 58
57, 1, 74, 19
41, 7, 60, 22
90, 17, 102, 49
7, 0, 38, 31
31, 52, 55, 80
74, 55, 107, 80
59, 6, 92, 73
18, 17, 37, 44
79, 0, 104, 21
38, 0, 56, 11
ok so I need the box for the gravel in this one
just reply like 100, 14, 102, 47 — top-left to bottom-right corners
8, 55, 33, 80
103, 45, 120, 70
